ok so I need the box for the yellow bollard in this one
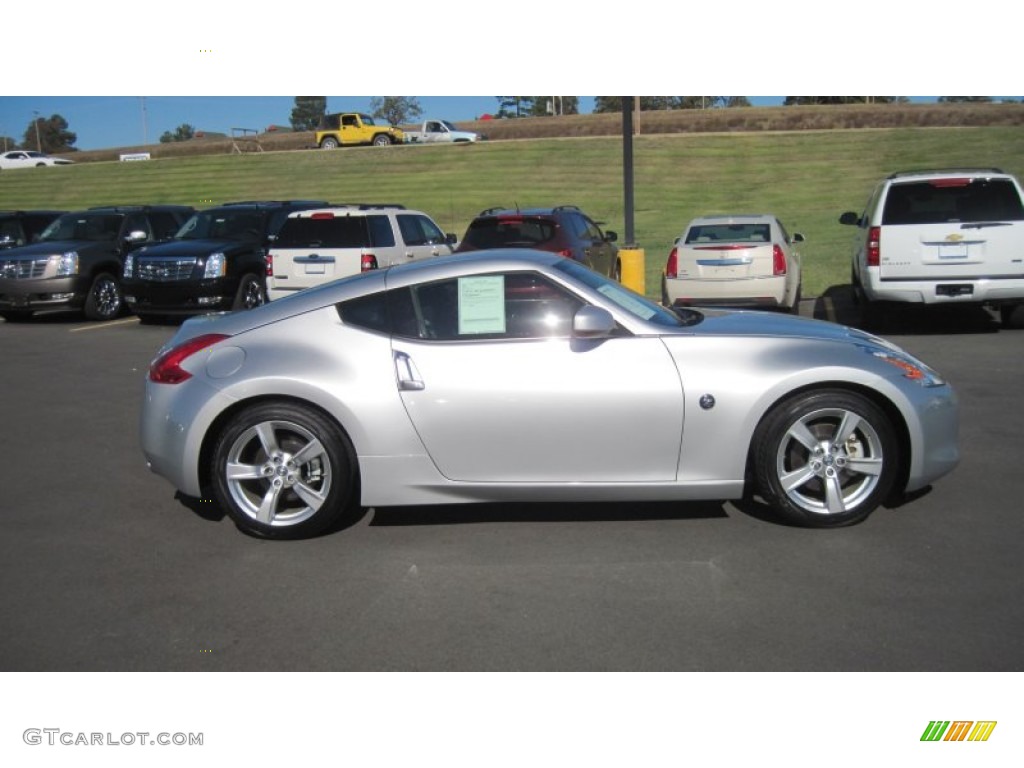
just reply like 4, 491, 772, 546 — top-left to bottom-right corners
619, 248, 645, 295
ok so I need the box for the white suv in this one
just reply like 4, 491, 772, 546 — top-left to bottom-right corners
840, 168, 1024, 327
265, 204, 456, 300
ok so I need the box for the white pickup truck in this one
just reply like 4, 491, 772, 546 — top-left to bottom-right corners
404, 120, 483, 144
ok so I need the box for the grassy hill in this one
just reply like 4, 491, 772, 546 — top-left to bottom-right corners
3, 120, 1023, 299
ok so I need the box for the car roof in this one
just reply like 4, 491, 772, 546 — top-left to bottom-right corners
474, 205, 583, 218
687, 214, 776, 225
285, 204, 409, 218
885, 168, 1010, 181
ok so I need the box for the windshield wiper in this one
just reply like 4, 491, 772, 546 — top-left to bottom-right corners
961, 221, 1012, 230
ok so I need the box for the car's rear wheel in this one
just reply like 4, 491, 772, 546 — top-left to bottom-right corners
83, 272, 123, 321
320, 137, 340, 149
753, 389, 897, 528
211, 402, 358, 539
232, 273, 265, 311
999, 303, 1024, 329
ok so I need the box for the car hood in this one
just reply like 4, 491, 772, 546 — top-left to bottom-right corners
0, 240, 110, 257
690, 308, 892, 348
135, 239, 253, 258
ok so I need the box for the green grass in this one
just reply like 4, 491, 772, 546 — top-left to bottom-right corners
3, 127, 1022, 299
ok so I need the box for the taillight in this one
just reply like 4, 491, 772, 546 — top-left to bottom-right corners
867, 226, 881, 267
666, 247, 678, 278
361, 254, 378, 272
265, 253, 274, 276
772, 244, 787, 276
149, 334, 230, 384
556, 249, 573, 258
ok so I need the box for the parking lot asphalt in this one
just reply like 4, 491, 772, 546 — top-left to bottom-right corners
1, 301, 1022, 671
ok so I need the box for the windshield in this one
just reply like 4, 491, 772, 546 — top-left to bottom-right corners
175, 209, 265, 241
553, 259, 697, 328
39, 213, 123, 242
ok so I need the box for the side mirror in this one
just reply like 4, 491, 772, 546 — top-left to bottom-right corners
838, 212, 860, 226
792, 232, 805, 243
446, 233, 458, 245
125, 230, 148, 243
605, 230, 618, 243
573, 305, 616, 338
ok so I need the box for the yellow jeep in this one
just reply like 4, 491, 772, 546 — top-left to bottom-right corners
315, 113, 404, 148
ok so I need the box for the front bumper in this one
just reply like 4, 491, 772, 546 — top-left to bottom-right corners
0, 275, 89, 311
124, 277, 236, 315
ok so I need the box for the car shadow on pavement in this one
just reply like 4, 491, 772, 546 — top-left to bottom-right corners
369, 500, 729, 527
812, 284, 1000, 335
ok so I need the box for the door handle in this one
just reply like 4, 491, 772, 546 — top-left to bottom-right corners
394, 351, 425, 391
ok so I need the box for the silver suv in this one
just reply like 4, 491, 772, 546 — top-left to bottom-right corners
840, 168, 1024, 327
265, 204, 456, 301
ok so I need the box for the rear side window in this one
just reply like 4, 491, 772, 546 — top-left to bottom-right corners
367, 215, 396, 247
883, 179, 1024, 225
462, 216, 558, 248
275, 216, 371, 248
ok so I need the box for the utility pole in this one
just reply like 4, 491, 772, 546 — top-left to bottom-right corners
33, 110, 42, 152
140, 97, 149, 145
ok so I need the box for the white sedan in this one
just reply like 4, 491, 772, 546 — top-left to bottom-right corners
0, 150, 74, 170
662, 214, 803, 312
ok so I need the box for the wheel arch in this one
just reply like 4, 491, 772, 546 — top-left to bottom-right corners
744, 380, 912, 498
197, 393, 361, 500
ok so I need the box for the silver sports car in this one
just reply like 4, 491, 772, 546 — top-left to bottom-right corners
140, 250, 959, 539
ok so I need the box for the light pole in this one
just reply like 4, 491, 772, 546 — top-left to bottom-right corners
32, 110, 42, 152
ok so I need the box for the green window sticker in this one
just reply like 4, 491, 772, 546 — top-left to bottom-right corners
458, 275, 506, 335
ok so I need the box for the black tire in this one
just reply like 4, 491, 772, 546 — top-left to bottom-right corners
999, 303, 1024, 329
320, 137, 340, 149
789, 285, 802, 315
372, 134, 392, 146
211, 402, 359, 539
232, 273, 266, 311
752, 389, 898, 528
611, 259, 622, 282
1, 310, 34, 322
82, 272, 123, 321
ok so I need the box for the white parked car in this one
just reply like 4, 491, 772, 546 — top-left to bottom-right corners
662, 214, 804, 312
839, 168, 1024, 328
265, 205, 457, 301
0, 150, 74, 170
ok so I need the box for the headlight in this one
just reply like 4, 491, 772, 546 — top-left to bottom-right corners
869, 348, 945, 387
123, 253, 134, 278
204, 252, 226, 279
51, 251, 78, 276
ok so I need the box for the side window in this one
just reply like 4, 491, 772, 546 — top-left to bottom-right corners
367, 215, 396, 247
581, 215, 604, 241
148, 212, 183, 240
390, 272, 584, 341
0, 220, 26, 246
398, 214, 444, 246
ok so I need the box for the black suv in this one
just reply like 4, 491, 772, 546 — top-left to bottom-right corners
455, 205, 620, 279
0, 205, 194, 322
0, 210, 66, 250
122, 200, 327, 321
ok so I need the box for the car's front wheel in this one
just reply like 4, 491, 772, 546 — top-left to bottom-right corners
753, 389, 898, 528
372, 134, 392, 146
83, 272, 123, 321
211, 402, 359, 539
232, 273, 266, 311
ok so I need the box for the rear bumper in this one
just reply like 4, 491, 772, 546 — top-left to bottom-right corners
664, 275, 787, 308
864, 270, 1024, 305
